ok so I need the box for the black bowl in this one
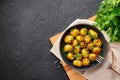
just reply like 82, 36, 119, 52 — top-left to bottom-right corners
59, 24, 107, 71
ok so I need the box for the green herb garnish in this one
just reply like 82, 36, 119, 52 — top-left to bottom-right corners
91, 60, 95, 62
62, 50, 67, 57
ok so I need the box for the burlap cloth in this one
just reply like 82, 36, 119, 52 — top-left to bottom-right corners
50, 19, 120, 80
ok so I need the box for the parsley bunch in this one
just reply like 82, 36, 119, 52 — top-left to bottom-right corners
95, 0, 120, 42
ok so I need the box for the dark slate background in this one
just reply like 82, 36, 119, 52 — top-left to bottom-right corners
0, 0, 102, 80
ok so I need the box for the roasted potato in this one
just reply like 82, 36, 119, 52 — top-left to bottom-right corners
87, 43, 94, 50
89, 53, 97, 62
70, 28, 79, 37
93, 39, 102, 47
76, 35, 84, 42
74, 46, 81, 54
67, 52, 74, 60
89, 29, 98, 39
64, 35, 73, 43
84, 35, 91, 43
72, 39, 78, 47
80, 42, 87, 48
80, 28, 88, 36
82, 58, 91, 66
92, 47, 101, 55
64, 44, 73, 52
81, 48, 89, 58
73, 60, 82, 67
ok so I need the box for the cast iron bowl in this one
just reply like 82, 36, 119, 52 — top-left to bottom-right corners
59, 20, 107, 71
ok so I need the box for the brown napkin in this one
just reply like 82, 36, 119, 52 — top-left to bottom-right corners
50, 19, 120, 80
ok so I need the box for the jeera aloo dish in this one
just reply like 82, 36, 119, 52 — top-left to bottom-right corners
60, 24, 106, 70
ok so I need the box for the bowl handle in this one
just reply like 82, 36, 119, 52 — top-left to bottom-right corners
53, 60, 62, 69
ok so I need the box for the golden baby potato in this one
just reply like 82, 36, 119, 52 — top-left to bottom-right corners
73, 60, 82, 67
92, 47, 102, 55
76, 35, 84, 42
64, 35, 73, 43
72, 39, 78, 47
82, 58, 91, 66
93, 39, 102, 47
81, 48, 89, 58
64, 44, 73, 52
80, 28, 88, 36
70, 28, 79, 37
89, 29, 98, 39
67, 52, 74, 60
84, 35, 91, 43
87, 43, 94, 50
80, 42, 87, 48
89, 53, 97, 61
74, 46, 81, 54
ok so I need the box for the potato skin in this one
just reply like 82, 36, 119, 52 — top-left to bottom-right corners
64, 35, 73, 43
64, 44, 73, 52
74, 46, 81, 54
89, 29, 98, 39
89, 53, 97, 61
76, 35, 84, 42
72, 39, 78, 47
81, 48, 89, 58
67, 52, 74, 60
80, 28, 88, 36
92, 47, 101, 55
87, 43, 94, 50
84, 35, 91, 43
73, 60, 82, 67
93, 39, 102, 47
80, 42, 87, 48
70, 28, 79, 37
82, 58, 91, 66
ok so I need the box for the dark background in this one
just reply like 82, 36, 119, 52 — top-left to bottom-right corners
0, 0, 102, 80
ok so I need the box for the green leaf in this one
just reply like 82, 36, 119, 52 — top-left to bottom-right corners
62, 50, 68, 57
91, 60, 95, 62
76, 46, 81, 48
78, 42, 81, 46
95, 0, 120, 42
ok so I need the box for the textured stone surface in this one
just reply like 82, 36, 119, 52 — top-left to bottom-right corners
0, 0, 102, 80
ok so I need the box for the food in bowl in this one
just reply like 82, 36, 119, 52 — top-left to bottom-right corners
62, 26, 103, 67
